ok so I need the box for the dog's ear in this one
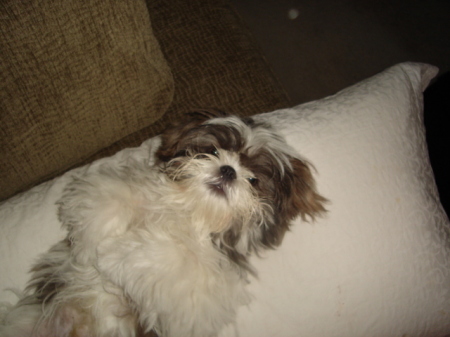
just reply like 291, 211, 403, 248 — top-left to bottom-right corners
283, 157, 327, 223
261, 157, 327, 247
156, 109, 228, 162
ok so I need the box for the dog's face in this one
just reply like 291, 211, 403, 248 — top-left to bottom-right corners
156, 110, 326, 261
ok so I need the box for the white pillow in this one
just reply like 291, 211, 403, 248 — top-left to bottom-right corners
228, 62, 450, 337
1, 62, 449, 337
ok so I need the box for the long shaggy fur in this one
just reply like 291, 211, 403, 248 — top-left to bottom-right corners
0, 110, 326, 337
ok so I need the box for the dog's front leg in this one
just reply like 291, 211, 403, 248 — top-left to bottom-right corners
96, 228, 249, 337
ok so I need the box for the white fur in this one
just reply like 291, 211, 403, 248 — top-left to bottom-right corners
64, 157, 255, 337
1, 156, 260, 337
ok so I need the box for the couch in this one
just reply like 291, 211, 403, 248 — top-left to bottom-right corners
0, 0, 290, 201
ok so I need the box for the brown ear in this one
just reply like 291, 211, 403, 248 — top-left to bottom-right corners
260, 157, 327, 248
156, 118, 202, 162
156, 109, 228, 162
285, 157, 327, 222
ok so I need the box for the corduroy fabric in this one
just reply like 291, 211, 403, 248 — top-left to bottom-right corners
0, 0, 174, 201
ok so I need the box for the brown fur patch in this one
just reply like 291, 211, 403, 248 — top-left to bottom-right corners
286, 158, 327, 222
262, 157, 327, 247
241, 152, 327, 248
156, 116, 247, 164
136, 325, 159, 337
27, 239, 72, 304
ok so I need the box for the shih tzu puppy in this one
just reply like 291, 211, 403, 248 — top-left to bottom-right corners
0, 110, 326, 337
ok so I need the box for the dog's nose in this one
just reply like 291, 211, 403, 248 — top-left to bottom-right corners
220, 165, 236, 181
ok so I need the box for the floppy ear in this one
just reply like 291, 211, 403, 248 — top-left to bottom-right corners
259, 157, 327, 248
156, 109, 228, 162
284, 157, 327, 222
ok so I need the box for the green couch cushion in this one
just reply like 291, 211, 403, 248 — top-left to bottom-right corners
0, 0, 174, 200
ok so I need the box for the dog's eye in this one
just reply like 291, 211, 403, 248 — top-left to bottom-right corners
210, 148, 219, 157
175, 149, 188, 157
194, 147, 218, 160
247, 177, 258, 186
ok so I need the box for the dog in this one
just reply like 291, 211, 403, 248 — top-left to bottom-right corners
0, 110, 326, 337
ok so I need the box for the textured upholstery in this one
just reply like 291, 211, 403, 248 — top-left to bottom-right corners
0, 0, 290, 201
0, 0, 174, 200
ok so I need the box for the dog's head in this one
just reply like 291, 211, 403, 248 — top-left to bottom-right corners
156, 110, 326, 263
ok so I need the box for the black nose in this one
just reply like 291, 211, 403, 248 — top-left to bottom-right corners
220, 165, 236, 181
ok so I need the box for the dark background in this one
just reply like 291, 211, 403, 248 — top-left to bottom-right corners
231, 0, 450, 216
